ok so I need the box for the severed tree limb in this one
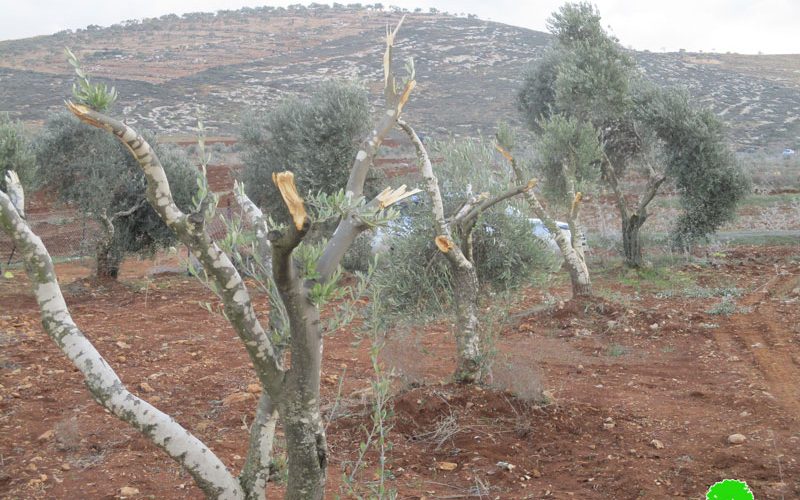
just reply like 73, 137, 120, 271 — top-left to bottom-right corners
234, 181, 289, 344
374, 184, 422, 209
268, 174, 310, 281
503, 148, 592, 297
397, 119, 450, 240
520, 184, 592, 294
272, 172, 307, 231
67, 102, 286, 395
4, 170, 25, 218
452, 193, 487, 258
0, 181, 245, 499
457, 180, 537, 234
560, 161, 586, 262
221, 181, 284, 493
399, 119, 487, 382
457, 182, 536, 262
495, 143, 525, 184
453, 193, 489, 223
569, 192, 582, 223
265, 176, 327, 500
399, 117, 472, 268
316, 17, 415, 282
463, 228, 475, 264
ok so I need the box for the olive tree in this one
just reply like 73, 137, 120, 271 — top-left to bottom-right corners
398, 121, 535, 381
35, 113, 198, 279
636, 86, 750, 248
239, 79, 371, 225
497, 117, 600, 298
518, 2, 748, 267
0, 19, 417, 499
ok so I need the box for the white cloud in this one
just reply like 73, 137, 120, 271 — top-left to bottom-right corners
0, 0, 796, 54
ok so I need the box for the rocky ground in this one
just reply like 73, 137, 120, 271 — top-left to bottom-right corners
0, 244, 798, 498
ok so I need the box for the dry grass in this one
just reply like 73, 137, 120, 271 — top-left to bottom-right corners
488, 353, 546, 404
412, 411, 461, 450
381, 327, 436, 388
53, 415, 80, 452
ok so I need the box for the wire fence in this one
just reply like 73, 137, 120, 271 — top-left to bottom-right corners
0, 210, 101, 268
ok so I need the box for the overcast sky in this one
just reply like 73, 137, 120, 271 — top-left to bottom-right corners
0, 1, 798, 54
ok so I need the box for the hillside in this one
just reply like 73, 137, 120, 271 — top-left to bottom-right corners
1, 5, 799, 151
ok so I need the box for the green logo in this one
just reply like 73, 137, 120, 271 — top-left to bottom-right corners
706, 479, 754, 500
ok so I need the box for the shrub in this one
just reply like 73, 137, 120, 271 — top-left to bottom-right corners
372, 204, 452, 317
239, 80, 371, 224
372, 200, 557, 317
0, 114, 37, 192
472, 209, 560, 288
341, 230, 375, 273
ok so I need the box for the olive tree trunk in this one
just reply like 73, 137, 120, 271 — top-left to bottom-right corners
602, 154, 666, 269
622, 214, 646, 268
450, 263, 483, 380
93, 202, 144, 280
94, 238, 122, 280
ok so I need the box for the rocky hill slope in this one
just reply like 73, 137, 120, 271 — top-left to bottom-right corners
1, 5, 798, 151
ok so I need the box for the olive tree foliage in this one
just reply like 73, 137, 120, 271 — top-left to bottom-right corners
395, 123, 538, 382
65, 47, 118, 111
517, 1, 748, 267
0, 114, 37, 195
0, 115, 36, 273
519, 2, 633, 133
35, 112, 198, 279
636, 87, 750, 247
534, 115, 602, 203
0, 19, 417, 500
548, 6, 633, 124
516, 49, 560, 132
240, 80, 371, 225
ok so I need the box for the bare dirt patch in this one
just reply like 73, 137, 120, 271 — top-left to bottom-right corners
1, 246, 799, 498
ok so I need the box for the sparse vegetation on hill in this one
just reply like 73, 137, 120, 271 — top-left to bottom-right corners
1, 4, 798, 150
